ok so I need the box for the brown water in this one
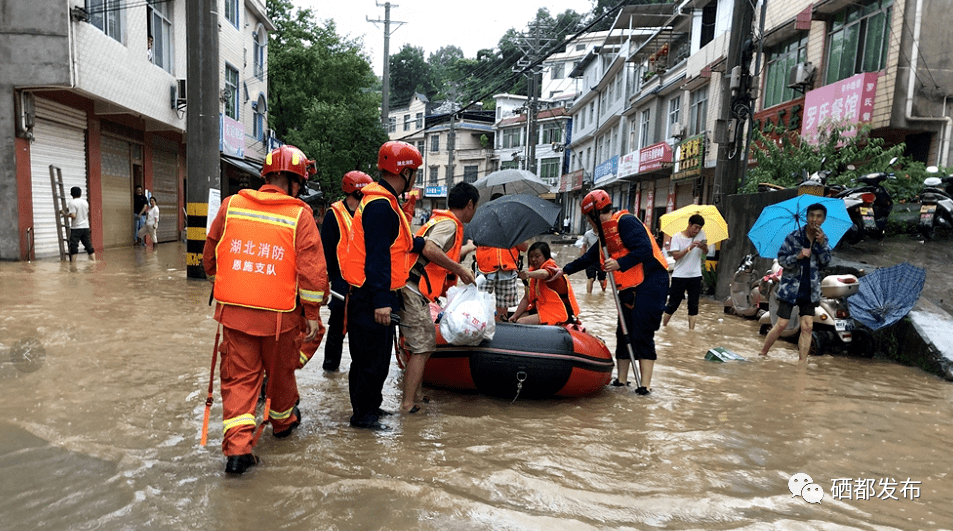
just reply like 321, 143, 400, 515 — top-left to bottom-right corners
1, 243, 950, 530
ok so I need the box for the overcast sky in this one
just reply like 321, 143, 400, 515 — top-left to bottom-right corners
295, 0, 595, 75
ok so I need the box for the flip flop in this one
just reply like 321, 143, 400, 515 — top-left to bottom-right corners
421, 396, 431, 404
406, 405, 420, 414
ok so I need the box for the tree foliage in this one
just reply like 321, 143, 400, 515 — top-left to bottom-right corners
267, 0, 387, 198
389, 45, 437, 108
743, 122, 925, 202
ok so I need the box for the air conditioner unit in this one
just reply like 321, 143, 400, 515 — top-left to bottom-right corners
175, 79, 187, 108
788, 62, 816, 89
671, 122, 685, 139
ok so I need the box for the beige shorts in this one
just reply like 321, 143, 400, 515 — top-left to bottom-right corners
398, 288, 436, 354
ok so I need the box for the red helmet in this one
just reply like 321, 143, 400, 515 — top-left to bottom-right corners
261, 145, 315, 182
581, 189, 611, 215
377, 141, 422, 175
342, 170, 373, 194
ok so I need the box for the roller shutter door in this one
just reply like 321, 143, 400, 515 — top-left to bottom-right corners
30, 117, 88, 259
152, 137, 179, 242
675, 181, 695, 209
101, 136, 133, 248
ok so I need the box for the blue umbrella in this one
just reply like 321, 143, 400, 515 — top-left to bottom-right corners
848, 262, 926, 330
747, 195, 852, 258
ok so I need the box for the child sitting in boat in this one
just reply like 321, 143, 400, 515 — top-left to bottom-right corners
508, 242, 580, 325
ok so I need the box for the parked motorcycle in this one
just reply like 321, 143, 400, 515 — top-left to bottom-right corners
758, 261, 873, 356
917, 166, 953, 240
833, 157, 897, 244
725, 254, 766, 318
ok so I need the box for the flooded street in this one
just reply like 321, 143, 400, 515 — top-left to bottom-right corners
1, 242, 951, 530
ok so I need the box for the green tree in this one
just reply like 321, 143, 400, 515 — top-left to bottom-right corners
267, 0, 387, 198
389, 45, 437, 108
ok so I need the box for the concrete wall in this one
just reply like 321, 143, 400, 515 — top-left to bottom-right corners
714, 188, 798, 302
0, 0, 72, 260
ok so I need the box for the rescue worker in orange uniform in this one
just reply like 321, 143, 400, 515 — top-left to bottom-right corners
398, 182, 479, 414
319, 170, 373, 371
342, 141, 428, 430
203, 145, 328, 474
509, 241, 580, 325
559, 190, 668, 395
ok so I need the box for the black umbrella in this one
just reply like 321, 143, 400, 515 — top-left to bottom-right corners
465, 194, 560, 249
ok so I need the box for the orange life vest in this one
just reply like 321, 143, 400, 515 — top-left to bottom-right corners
599, 211, 669, 290
213, 189, 305, 312
412, 209, 464, 302
343, 182, 414, 290
528, 258, 580, 325
475, 246, 519, 273
328, 200, 353, 273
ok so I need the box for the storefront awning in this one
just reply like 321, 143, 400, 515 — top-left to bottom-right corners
221, 154, 262, 177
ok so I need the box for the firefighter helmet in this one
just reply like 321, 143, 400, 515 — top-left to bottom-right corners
581, 189, 611, 215
342, 170, 373, 194
377, 141, 422, 175
261, 145, 315, 182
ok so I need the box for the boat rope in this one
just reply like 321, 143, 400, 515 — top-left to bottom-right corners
511, 371, 527, 403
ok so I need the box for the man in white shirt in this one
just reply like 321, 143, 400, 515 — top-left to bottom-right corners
67, 186, 96, 262
662, 214, 707, 329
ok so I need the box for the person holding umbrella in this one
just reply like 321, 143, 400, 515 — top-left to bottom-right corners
758, 203, 832, 360
559, 190, 669, 395
662, 214, 708, 330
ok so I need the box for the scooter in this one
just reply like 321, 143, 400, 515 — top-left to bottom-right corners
834, 157, 897, 244
917, 166, 953, 240
725, 254, 766, 318
758, 262, 873, 356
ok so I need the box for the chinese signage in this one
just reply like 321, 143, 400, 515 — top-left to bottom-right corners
227, 238, 287, 277
558, 172, 570, 192
672, 134, 705, 181
644, 188, 655, 228
801, 72, 879, 145
220, 115, 245, 158
425, 186, 447, 197
619, 150, 639, 178
638, 142, 674, 174
572, 169, 584, 190
593, 155, 619, 187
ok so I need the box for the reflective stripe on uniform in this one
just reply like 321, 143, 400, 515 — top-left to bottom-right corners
269, 405, 295, 420
299, 288, 324, 304
299, 351, 309, 366
227, 207, 299, 228
223, 413, 256, 434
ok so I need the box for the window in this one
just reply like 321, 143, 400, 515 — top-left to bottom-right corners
87, 0, 123, 42
608, 77, 615, 102
464, 165, 478, 183
387, 117, 396, 133
147, 0, 173, 72
501, 160, 519, 170
616, 73, 624, 100
503, 128, 521, 149
540, 157, 560, 183
417, 140, 425, 153
253, 26, 267, 80
416, 112, 423, 128
585, 147, 591, 169
700, 3, 717, 48
579, 109, 585, 129
253, 94, 266, 141
403, 115, 411, 132
224, 64, 239, 119
431, 135, 440, 152
763, 36, 808, 109
599, 91, 607, 115
589, 102, 595, 123
541, 123, 561, 145
825, 0, 893, 85
689, 86, 708, 136
224, 0, 239, 28
667, 96, 681, 138
551, 63, 565, 80
429, 166, 439, 186
576, 44, 586, 51
640, 109, 651, 149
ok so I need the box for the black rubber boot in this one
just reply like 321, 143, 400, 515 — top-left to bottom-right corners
273, 406, 301, 439
225, 454, 259, 475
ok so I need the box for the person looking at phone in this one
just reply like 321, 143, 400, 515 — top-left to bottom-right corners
662, 214, 708, 330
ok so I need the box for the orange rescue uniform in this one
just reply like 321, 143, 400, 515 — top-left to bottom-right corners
528, 257, 580, 325
203, 185, 328, 456
412, 209, 464, 301
475, 246, 520, 273
600, 211, 668, 290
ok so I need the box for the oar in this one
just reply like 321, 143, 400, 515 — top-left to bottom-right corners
589, 211, 642, 390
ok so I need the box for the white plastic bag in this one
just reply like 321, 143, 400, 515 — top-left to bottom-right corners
439, 276, 495, 345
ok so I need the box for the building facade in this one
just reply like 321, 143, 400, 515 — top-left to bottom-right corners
1, 0, 272, 261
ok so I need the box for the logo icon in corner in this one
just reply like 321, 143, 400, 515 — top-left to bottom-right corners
789, 472, 824, 504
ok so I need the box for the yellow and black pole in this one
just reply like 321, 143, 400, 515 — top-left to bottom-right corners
185, 0, 220, 279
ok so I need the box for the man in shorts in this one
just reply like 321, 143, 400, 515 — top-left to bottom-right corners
759, 203, 831, 361
399, 182, 478, 413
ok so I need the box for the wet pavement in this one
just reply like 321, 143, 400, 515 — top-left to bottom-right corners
1, 242, 952, 530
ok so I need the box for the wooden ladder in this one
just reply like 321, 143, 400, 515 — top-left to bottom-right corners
49, 165, 71, 261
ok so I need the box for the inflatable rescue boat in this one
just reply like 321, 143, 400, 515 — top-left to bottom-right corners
400, 322, 614, 399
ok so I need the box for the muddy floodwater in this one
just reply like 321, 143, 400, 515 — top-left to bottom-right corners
1, 243, 951, 530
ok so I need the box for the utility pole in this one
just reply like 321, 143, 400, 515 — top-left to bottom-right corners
515, 19, 552, 176
711, 0, 757, 206
185, 0, 220, 279
368, 2, 406, 128
446, 112, 456, 202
